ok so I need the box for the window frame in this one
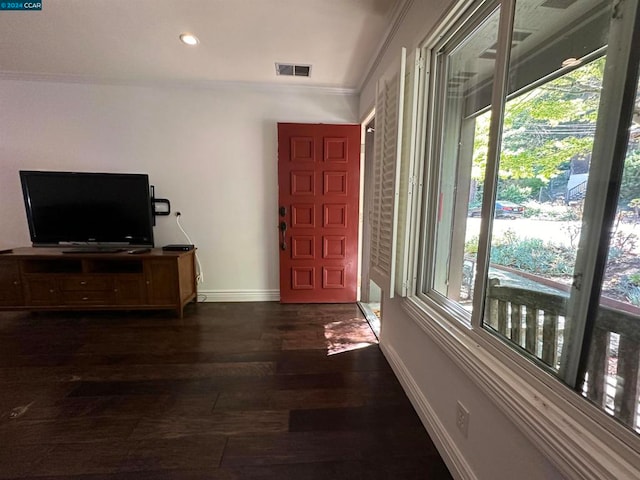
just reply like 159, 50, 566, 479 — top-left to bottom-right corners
416, 0, 503, 326
405, 0, 640, 477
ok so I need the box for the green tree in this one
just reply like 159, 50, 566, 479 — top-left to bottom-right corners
620, 151, 640, 207
472, 57, 606, 194
470, 56, 640, 208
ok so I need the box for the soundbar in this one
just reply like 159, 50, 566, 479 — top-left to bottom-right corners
162, 244, 194, 251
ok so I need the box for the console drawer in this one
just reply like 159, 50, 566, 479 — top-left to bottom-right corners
59, 276, 113, 291
61, 290, 114, 305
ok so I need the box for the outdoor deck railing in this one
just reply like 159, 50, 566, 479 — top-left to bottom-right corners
486, 278, 640, 432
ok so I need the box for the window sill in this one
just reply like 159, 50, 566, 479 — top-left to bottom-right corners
402, 296, 640, 480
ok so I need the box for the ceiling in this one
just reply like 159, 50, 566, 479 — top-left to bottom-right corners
0, 0, 400, 91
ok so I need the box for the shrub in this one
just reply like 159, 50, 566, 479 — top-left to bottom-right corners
490, 229, 575, 276
607, 231, 638, 264
498, 183, 532, 204
612, 276, 640, 307
522, 203, 541, 218
522, 200, 579, 220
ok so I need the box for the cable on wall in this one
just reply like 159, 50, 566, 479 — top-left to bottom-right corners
175, 212, 204, 284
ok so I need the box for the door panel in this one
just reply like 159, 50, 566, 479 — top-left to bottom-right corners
278, 123, 360, 303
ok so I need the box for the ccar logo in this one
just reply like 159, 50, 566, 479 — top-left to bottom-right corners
0, 2, 42, 10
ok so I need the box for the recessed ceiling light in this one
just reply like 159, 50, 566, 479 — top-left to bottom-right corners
179, 33, 199, 46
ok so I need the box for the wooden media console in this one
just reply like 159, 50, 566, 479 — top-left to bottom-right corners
0, 247, 197, 317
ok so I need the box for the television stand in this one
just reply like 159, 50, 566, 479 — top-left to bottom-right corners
0, 247, 196, 317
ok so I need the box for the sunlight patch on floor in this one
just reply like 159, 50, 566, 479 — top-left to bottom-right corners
324, 317, 378, 355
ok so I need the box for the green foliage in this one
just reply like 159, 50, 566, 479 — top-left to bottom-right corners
465, 235, 479, 255
518, 177, 545, 198
472, 57, 605, 187
497, 182, 532, 203
499, 136, 594, 181
522, 204, 540, 219
489, 230, 575, 276
620, 152, 640, 206
626, 287, 640, 307
472, 114, 491, 182
521, 200, 580, 221
612, 276, 640, 307
485, 227, 639, 306
607, 231, 638, 263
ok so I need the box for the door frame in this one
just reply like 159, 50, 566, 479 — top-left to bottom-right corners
358, 111, 376, 303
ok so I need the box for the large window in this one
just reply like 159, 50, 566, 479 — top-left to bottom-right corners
419, 0, 640, 435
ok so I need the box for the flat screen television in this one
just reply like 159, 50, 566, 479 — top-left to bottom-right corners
20, 170, 155, 248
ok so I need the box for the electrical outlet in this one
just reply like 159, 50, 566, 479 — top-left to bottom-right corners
456, 401, 470, 438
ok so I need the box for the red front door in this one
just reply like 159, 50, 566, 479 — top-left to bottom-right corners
277, 123, 360, 303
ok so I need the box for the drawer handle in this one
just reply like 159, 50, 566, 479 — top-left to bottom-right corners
13, 281, 19, 285
80, 281, 87, 285
49, 289, 55, 293
82, 297, 89, 301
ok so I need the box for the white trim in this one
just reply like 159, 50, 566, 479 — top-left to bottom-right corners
0, 71, 357, 96
417, 0, 478, 51
401, 297, 640, 480
382, 343, 478, 480
395, 48, 421, 297
358, 0, 415, 92
198, 289, 279, 302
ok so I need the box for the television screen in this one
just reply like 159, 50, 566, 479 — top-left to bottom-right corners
20, 170, 155, 247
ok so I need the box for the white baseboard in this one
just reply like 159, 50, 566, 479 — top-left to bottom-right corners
197, 289, 280, 302
381, 343, 477, 480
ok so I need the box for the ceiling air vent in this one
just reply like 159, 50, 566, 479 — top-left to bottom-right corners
480, 31, 532, 59
275, 63, 312, 77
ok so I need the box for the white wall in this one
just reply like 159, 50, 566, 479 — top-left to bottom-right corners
0, 78, 358, 299
359, 1, 563, 479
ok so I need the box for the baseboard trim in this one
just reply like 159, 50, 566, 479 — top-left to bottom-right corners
381, 343, 477, 480
197, 289, 280, 302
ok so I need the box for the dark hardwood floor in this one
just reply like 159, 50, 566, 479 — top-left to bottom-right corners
0, 302, 453, 479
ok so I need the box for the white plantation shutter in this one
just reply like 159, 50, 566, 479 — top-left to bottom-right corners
395, 49, 421, 297
370, 48, 406, 298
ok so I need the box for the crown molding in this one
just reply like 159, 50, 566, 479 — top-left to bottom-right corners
357, 0, 415, 93
0, 71, 358, 96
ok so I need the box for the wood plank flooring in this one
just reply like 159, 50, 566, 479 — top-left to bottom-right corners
0, 302, 453, 479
